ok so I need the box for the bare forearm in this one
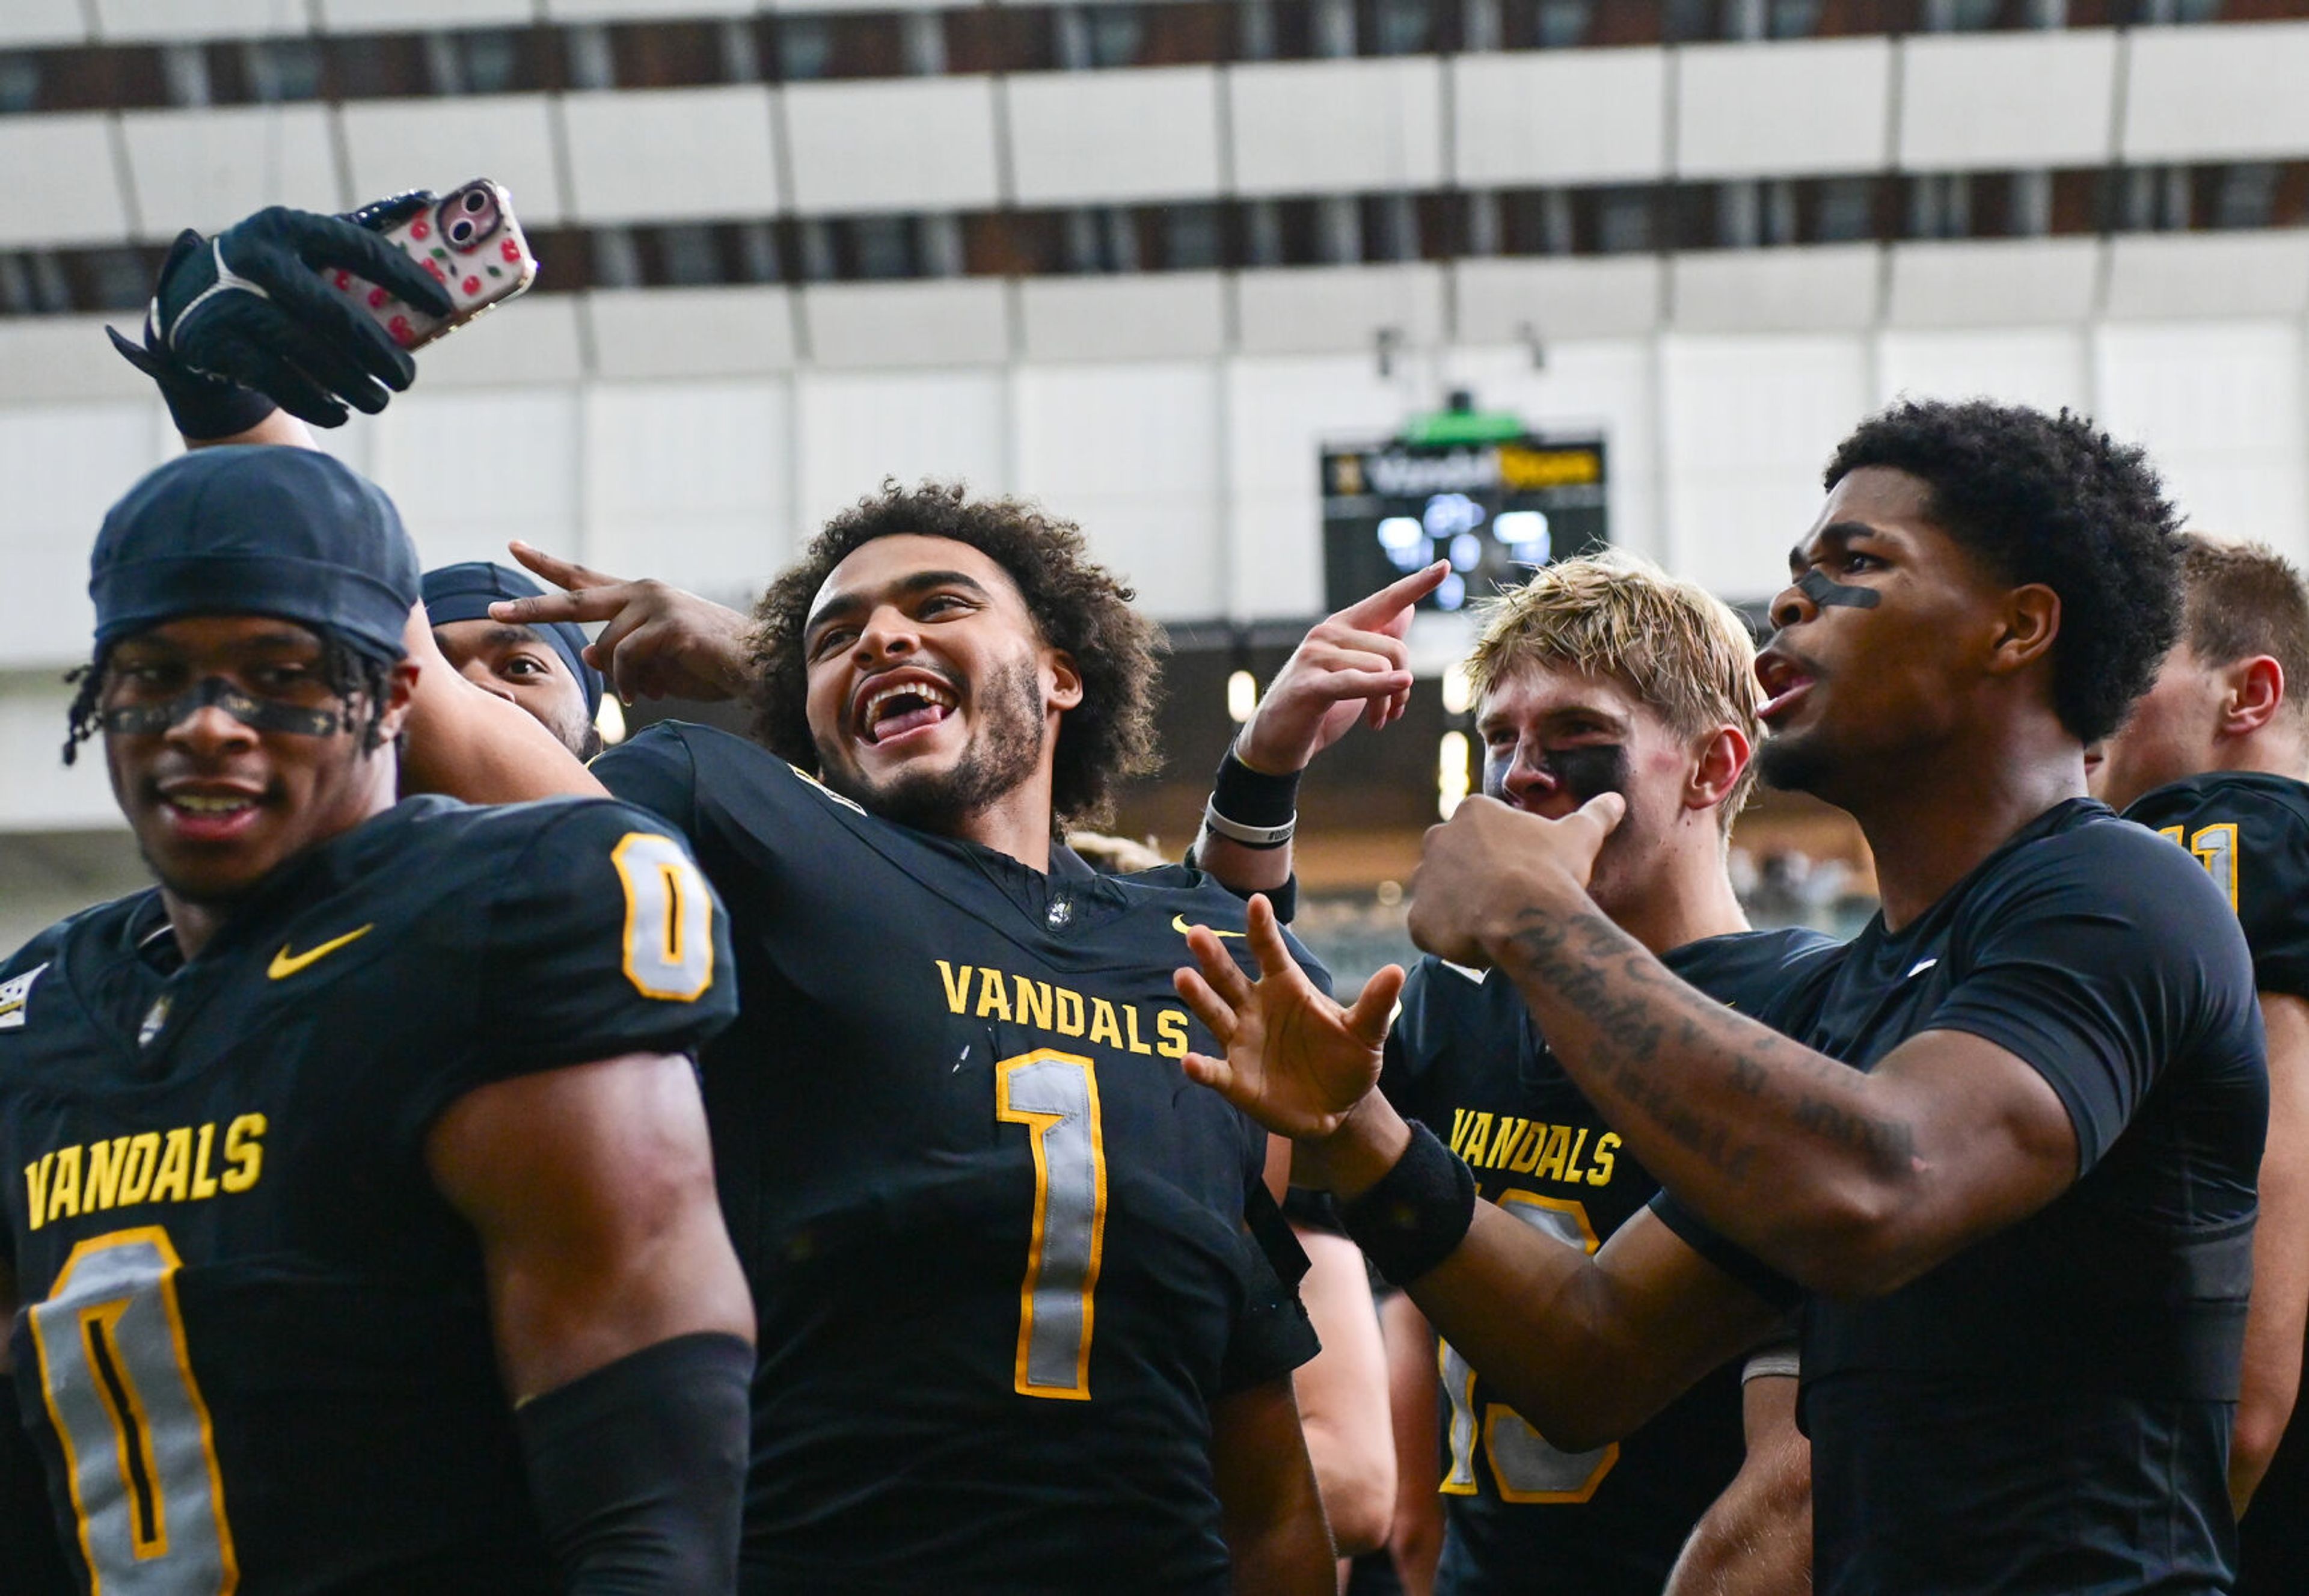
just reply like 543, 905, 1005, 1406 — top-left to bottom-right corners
399, 606, 606, 802
1485, 899, 1935, 1291
185, 410, 313, 450
1665, 1390, 1813, 1596
2233, 992, 2309, 1509
1194, 827, 1293, 895
1212, 1382, 1336, 1596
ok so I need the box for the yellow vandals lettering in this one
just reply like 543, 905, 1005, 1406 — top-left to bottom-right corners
1088, 999, 1124, 1050
976, 976, 1013, 1023
1456, 1113, 1494, 1161
46, 1144, 81, 1226
1587, 1132, 1619, 1186
117, 1136, 160, 1207
188, 1125, 221, 1201
927, 959, 1195, 1063
1016, 978, 1054, 1033
936, 961, 974, 1014
221, 1116, 265, 1194
84, 1138, 130, 1212
24, 1152, 53, 1233
1156, 1010, 1189, 1060
1485, 1117, 1527, 1168
1533, 1125, 1572, 1181
1562, 1127, 1592, 1183
1449, 1110, 1477, 1158
1507, 1121, 1547, 1174
22, 1120, 265, 1228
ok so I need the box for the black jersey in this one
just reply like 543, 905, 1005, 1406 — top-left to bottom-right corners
2124, 773, 2309, 1596
1379, 928, 1834, 1596
1654, 800, 2266, 1595
0, 796, 737, 1595
592, 721, 1324, 1596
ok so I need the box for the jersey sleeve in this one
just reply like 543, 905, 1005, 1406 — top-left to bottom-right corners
1646, 1190, 1804, 1309
467, 800, 739, 1079
590, 720, 705, 847
1923, 824, 2258, 1174
1218, 1184, 1322, 1395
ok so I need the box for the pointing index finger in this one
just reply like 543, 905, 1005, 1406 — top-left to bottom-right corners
1336, 560, 1450, 627
508, 539, 622, 593
488, 589, 627, 626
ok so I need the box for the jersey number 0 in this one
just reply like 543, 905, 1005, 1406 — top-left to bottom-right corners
28, 1226, 238, 1594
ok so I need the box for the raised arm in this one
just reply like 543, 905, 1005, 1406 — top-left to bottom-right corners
1405, 796, 2082, 1300
1193, 563, 1446, 896
427, 1052, 753, 1592
1175, 898, 1784, 1447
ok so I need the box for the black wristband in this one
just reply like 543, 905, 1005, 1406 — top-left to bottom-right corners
517, 1331, 753, 1595
106, 323, 279, 441
1341, 1121, 1476, 1286
1211, 746, 1301, 828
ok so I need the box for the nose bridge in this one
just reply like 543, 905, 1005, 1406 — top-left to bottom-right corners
167, 696, 257, 750
1770, 577, 1815, 631
853, 597, 918, 660
1503, 729, 1553, 792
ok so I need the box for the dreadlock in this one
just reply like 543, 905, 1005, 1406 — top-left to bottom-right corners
63, 629, 399, 765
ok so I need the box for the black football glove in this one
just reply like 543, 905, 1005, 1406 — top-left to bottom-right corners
107, 192, 455, 431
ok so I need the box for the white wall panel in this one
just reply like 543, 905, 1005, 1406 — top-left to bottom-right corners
1019, 274, 1227, 362
365, 388, 581, 567
587, 287, 798, 378
119, 105, 343, 238
803, 280, 1011, 368
1672, 246, 1880, 333
1453, 257, 1662, 343
2095, 321, 2308, 559
1007, 68, 1222, 206
1015, 363, 1223, 619
1661, 334, 1869, 598
340, 96, 568, 228
320, 0, 533, 26
563, 87, 781, 223
0, 116, 129, 246
1677, 38, 1892, 179
1452, 49, 1667, 186
1874, 327, 2091, 414
0, 403, 162, 666
1885, 239, 2099, 328
0, 1, 87, 46
1225, 355, 1417, 619
784, 78, 1001, 215
91, 0, 304, 39
1897, 32, 2117, 171
412, 296, 587, 387
794, 370, 1008, 532
585, 381, 793, 597
2123, 22, 2309, 163
2103, 233, 2309, 322
0, 690, 129, 834
0, 319, 166, 405
1236, 264, 1444, 356
1228, 59, 1443, 197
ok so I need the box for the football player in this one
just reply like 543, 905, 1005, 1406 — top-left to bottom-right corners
0, 447, 753, 1591
1179, 399, 2267, 1594
2089, 534, 2309, 1591
423, 560, 606, 760
1210, 551, 1828, 1595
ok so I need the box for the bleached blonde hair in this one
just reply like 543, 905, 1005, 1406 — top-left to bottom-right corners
1465, 550, 1764, 827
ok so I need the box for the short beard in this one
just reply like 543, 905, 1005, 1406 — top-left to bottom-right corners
818, 657, 1046, 835
1755, 729, 1835, 797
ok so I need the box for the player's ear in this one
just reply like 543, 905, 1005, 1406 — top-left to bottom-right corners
376, 659, 420, 741
1046, 649, 1084, 713
1986, 582, 2061, 675
2221, 654, 2285, 737
1688, 723, 1750, 817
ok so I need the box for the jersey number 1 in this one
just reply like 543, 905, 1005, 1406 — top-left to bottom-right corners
996, 1050, 1108, 1401
28, 1226, 238, 1593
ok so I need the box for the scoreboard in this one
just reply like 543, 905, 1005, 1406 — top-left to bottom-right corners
1320, 423, 1608, 615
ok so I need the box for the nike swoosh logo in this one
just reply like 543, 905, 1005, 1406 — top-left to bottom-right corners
1172, 914, 1245, 939
268, 924, 374, 980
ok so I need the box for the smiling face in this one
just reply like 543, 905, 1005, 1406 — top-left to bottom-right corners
432, 618, 595, 758
800, 534, 1082, 834
1478, 660, 1728, 919
102, 615, 411, 908
1755, 466, 2038, 806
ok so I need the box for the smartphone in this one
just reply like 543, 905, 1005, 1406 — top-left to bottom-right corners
321, 179, 538, 351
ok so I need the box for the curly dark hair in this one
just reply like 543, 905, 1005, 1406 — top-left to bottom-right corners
1825, 399, 2185, 745
747, 481, 1164, 829
63, 629, 398, 765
